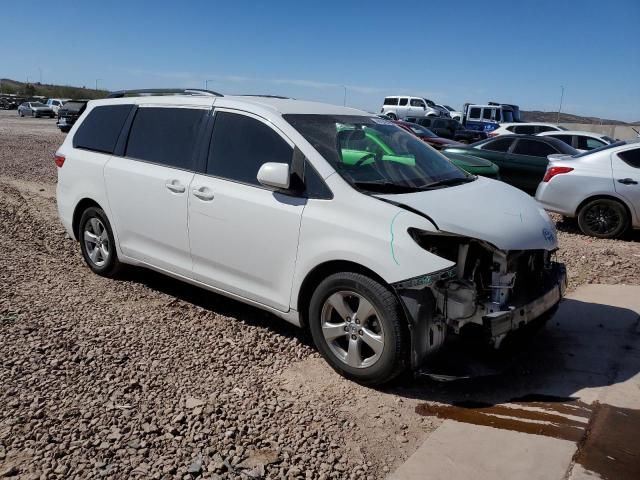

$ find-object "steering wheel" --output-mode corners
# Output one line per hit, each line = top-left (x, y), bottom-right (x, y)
(353, 152), (379, 167)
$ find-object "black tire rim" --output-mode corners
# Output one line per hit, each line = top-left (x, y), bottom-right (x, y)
(584, 203), (621, 235)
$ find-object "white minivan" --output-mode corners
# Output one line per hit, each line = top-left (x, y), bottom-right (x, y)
(56, 89), (566, 385)
(381, 96), (441, 119)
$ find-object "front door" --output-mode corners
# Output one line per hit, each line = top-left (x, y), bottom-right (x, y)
(505, 138), (558, 193)
(188, 109), (305, 312)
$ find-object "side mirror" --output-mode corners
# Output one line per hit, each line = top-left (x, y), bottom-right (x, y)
(257, 162), (290, 189)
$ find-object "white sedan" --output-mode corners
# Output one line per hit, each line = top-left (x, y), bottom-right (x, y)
(537, 130), (616, 152)
(536, 140), (640, 238)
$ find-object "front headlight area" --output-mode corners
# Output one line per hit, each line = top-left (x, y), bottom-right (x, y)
(395, 229), (561, 366)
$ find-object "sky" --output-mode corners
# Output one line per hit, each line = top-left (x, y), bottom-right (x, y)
(2, 0), (639, 121)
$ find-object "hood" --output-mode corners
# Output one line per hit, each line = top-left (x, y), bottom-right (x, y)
(376, 177), (557, 251)
(443, 151), (495, 168)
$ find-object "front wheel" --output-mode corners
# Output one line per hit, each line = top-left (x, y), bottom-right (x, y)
(308, 272), (408, 385)
(78, 207), (123, 277)
(577, 198), (628, 238)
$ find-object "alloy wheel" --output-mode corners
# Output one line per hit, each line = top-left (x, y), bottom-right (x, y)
(320, 291), (385, 369)
(83, 218), (110, 267)
(583, 203), (621, 236)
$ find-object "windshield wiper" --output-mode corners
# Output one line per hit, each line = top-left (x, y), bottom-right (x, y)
(352, 181), (424, 193)
(420, 176), (476, 190)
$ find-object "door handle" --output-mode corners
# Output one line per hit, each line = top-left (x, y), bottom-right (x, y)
(165, 180), (186, 193)
(617, 178), (638, 185)
(192, 186), (215, 201)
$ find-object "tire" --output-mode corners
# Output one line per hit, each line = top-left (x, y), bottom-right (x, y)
(19, 111), (23, 117)
(577, 198), (629, 239)
(308, 272), (408, 385)
(78, 207), (122, 277)
(32, 111), (37, 118)
(386, 113), (397, 120)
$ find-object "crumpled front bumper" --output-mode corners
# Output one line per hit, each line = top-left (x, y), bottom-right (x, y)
(394, 263), (567, 368)
(483, 263), (567, 342)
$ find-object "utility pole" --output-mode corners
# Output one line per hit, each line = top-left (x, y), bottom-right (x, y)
(556, 85), (564, 124)
(38, 67), (42, 84)
(95, 78), (102, 91)
(343, 86), (347, 106)
(204, 79), (213, 91)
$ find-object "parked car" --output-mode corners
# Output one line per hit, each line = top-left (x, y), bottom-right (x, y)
(17, 102), (55, 118)
(536, 130), (616, 152)
(56, 90), (566, 385)
(437, 104), (463, 122)
(461, 103), (519, 134)
(381, 96), (442, 119)
(46, 98), (71, 115)
(536, 141), (639, 238)
(408, 117), (488, 143)
(392, 120), (462, 150)
(536, 140), (640, 238)
(384, 121), (498, 178)
(433, 104), (451, 118)
(443, 135), (578, 193)
(56, 100), (88, 133)
(491, 122), (567, 136)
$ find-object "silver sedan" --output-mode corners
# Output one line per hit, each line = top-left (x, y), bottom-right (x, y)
(535, 140), (640, 238)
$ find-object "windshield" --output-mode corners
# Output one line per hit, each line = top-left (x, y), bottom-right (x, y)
(284, 114), (470, 193)
(61, 101), (86, 112)
(443, 105), (454, 111)
(572, 140), (627, 158)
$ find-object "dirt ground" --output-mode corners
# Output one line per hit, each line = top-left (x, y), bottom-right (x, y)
(1, 111), (639, 480)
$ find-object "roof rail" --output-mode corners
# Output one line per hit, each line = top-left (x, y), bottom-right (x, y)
(238, 94), (292, 99)
(106, 88), (223, 98)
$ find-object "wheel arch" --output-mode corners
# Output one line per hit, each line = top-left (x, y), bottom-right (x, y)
(575, 194), (633, 222)
(71, 198), (104, 240)
(296, 260), (394, 329)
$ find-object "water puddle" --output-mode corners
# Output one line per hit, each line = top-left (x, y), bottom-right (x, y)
(415, 395), (640, 479)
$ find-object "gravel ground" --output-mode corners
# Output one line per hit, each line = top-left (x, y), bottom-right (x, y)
(1, 112), (639, 479)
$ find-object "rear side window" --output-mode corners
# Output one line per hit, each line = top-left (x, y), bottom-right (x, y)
(469, 108), (481, 119)
(552, 134), (574, 147)
(384, 98), (398, 106)
(481, 137), (514, 152)
(482, 108), (494, 120)
(207, 111), (293, 186)
(578, 136), (606, 150)
(513, 125), (536, 134)
(618, 148), (640, 168)
(399, 98), (408, 106)
(512, 139), (557, 157)
(73, 104), (133, 154)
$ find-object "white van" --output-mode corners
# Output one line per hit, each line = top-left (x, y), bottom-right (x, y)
(381, 96), (442, 119)
(56, 89), (566, 385)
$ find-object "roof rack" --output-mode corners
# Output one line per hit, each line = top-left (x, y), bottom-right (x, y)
(107, 88), (223, 98)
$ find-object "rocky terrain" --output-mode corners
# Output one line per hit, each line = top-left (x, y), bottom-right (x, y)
(1, 112), (638, 479)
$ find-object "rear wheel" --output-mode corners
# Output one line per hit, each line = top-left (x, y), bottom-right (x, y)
(78, 207), (122, 277)
(309, 272), (408, 385)
(577, 198), (628, 238)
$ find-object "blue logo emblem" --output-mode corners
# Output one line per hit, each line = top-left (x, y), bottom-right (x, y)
(542, 227), (555, 243)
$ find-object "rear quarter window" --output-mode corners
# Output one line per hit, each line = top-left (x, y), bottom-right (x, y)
(618, 148), (640, 168)
(73, 104), (134, 154)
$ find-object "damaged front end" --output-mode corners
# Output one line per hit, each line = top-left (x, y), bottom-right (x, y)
(393, 229), (567, 368)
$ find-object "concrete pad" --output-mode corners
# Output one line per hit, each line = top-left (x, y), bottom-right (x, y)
(389, 420), (576, 480)
(390, 285), (640, 480)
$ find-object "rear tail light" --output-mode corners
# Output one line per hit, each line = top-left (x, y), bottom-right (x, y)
(488, 132), (500, 137)
(543, 166), (573, 182)
(54, 154), (65, 168)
